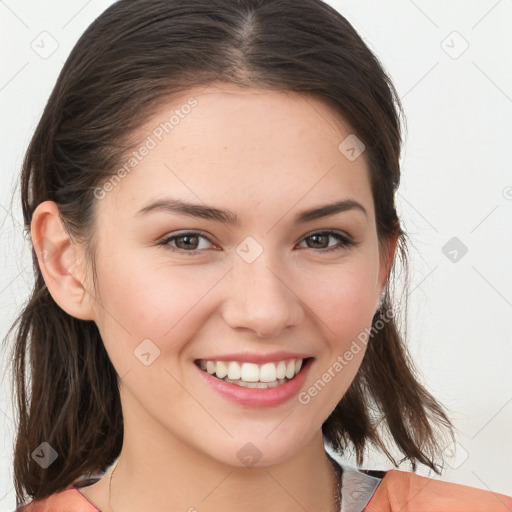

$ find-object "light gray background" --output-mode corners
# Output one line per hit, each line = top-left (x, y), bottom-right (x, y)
(1, 1), (511, 510)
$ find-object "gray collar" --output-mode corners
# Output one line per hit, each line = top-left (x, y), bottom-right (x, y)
(328, 455), (383, 512)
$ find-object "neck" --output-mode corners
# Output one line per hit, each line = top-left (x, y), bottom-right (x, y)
(105, 402), (340, 512)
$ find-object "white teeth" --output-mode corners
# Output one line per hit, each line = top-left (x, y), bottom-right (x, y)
(227, 361), (241, 380)
(259, 363), (277, 382)
(240, 362), (260, 382)
(197, 358), (306, 384)
(285, 360), (296, 379)
(215, 361), (228, 379)
(222, 376), (289, 389)
(276, 361), (286, 379)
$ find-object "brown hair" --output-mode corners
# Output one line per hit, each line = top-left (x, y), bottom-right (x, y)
(4, 0), (455, 506)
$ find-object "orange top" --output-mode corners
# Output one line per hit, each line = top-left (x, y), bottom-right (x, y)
(16, 467), (512, 512)
(16, 485), (98, 512)
(364, 469), (512, 512)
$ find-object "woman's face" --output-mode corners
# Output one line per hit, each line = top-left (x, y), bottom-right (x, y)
(87, 84), (394, 467)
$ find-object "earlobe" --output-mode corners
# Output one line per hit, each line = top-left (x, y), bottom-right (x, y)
(31, 200), (96, 321)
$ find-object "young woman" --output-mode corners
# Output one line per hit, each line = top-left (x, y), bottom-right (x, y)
(5, 1), (511, 511)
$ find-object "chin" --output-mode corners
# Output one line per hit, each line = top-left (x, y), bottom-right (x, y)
(198, 428), (315, 469)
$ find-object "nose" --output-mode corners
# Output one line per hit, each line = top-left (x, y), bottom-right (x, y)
(220, 252), (304, 338)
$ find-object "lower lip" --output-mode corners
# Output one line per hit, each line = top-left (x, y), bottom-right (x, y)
(195, 358), (313, 408)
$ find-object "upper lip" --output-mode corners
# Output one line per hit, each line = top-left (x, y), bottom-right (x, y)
(195, 351), (313, 365)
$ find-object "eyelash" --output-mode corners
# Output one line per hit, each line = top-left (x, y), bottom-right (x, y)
(158, 230), (356, 255)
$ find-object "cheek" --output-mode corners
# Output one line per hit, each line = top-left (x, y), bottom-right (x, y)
(296, 264), (375, 410)
(92, 249), (225, 362)
(295, 256), (379, 340)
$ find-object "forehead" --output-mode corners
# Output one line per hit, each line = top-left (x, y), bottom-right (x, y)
(101, 84), (373, 221)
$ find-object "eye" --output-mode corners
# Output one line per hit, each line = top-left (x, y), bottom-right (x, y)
(297, 231), (356, 253)
(159, 231), (214, 254)
(158, 229), (356, 255)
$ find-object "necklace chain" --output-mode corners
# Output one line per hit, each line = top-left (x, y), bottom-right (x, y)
(107, 457), (341, 512)
(108, 459), (117, 512)
(329, 456), (343, 512)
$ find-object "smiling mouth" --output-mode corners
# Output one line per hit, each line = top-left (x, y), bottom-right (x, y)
(194, 357), (313, 389)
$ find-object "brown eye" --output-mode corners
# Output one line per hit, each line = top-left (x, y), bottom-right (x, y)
(160, 232), (213, 254)
(174, 234), (200, 250)
(306, 233), (330, 249)
(299, 231), (355, 253)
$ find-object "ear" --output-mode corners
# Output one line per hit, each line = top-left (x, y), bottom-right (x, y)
(377, 231), (399, 301)
(31, 200), (96, 321)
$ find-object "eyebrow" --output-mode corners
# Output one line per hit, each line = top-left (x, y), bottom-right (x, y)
(136, 197), (367, 225)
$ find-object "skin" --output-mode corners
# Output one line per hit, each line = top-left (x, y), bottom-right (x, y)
(32, 84), (397, 512)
